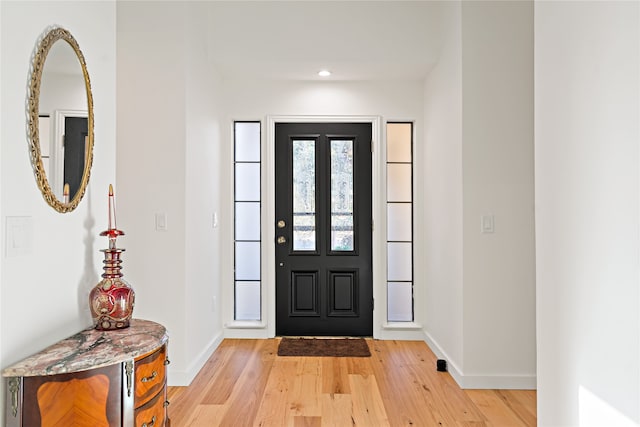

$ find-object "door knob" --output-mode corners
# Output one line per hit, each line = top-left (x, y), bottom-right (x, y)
(277, 236), (287, 245)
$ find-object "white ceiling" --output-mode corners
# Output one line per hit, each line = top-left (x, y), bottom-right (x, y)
(205, 1), (447, 81)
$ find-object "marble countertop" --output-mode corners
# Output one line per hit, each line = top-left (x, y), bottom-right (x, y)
(2, 319), (168, 377)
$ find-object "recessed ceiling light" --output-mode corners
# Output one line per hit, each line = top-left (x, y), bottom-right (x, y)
(318, 70), (331, 77)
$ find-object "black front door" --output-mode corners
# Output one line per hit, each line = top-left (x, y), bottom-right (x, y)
(275, 122), (373, 336)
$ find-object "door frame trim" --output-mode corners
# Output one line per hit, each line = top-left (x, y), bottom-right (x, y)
(265, 115), (384, 338)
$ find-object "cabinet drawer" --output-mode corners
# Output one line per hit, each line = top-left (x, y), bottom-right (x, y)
(134, 345), (167, 407)
(134, 386), (166, 427)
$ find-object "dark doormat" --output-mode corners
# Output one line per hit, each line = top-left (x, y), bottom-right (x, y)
(277, 338), (371, 357)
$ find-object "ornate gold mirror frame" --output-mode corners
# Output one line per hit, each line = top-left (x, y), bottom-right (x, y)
(27, 27), (94, 213)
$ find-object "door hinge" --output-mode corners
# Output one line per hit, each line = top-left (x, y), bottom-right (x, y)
(371, 219), (374, 231)
(372, 298), (374, 310)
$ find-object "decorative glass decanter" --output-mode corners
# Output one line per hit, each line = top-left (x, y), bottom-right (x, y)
(89, 185), (135, 330)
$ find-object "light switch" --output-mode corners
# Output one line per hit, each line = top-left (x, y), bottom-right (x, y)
(155, 213), (168, 231)
(6, 216), (33, 257)
(481, 214), (494, 233)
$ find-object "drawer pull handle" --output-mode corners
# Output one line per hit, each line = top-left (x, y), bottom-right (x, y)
(164, 400), (170, 407)
(142, 415), (156, 427)
(8, 378), (19, 417)
(141, 371), (158, 383)
(125, 361), (133, 397)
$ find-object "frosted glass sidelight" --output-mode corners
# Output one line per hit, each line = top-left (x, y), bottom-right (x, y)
(386, 123), (412, 163)
(235, 122), (261, 162)
(235, 281), (261, 320)
(387, 282), (413, 322)
(387, 163), (412, 202)
(235, 202), (260, 241)
(235, 241), (261, 280)
(387, 203), (412, 242)
(293, 140), (316, 251)
(330, 140), (354, 251)
(387, 242), (412, 281)
(235, 163), (260, 201)
(234, 121), (262, 322)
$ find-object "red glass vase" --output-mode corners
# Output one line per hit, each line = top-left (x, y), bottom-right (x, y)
(89, 247), (135, 330)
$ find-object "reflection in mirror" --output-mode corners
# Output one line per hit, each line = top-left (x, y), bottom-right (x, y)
(28, 27), (93, 212)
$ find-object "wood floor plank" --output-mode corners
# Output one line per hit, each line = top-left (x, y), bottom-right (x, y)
(465, 389), (536, 427)
(349, 373), (390, 426)
(369, 340), (448, 426)
(202, 339), (258, 404)
(184, 405), (229, 427)
(320, 392), (353, 426)
(321, 357), (350, 395)
(168, 340), (240, 425)
(411, 361), (486, 424)
(293, 415), (321, 427)
(168, 338), (537, 426)
(216, 340), (276, 426)
(288, 358), (323, 417)
(506, 389), (537, 423)
(253, 359), (298, 426)
(497, 389), (537, 426)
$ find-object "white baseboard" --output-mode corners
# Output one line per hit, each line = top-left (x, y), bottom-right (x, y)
(422, 330), (536, 390)
(168, 331), (224, 386)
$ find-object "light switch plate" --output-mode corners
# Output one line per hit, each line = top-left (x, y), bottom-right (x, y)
(481, 214), (495, 233)
(155, 213), (168, 231)
(6, 216), (33, 257)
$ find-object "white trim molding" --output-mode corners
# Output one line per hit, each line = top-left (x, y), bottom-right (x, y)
(266, 115), (384, 339)
(224, 115), (429, 342)
(423, 330), (537, 390)
(224, 115), (385, 338)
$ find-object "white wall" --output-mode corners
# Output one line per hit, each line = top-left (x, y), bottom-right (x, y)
(184, 2), (225, 378)
(461, 0), (536, 387)
(422, 0), (464, 379)
(423, 1), (535, 389)
(0, 0), (116, 420)
(116, 1), (223, 386)
(535, 1), (640, 425)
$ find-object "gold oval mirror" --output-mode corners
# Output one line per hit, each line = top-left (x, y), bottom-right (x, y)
(28, 27), (94, 213)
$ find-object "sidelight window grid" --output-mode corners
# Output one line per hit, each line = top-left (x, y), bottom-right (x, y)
(386, 122), (414, 322)
(234, 121), (261, 321)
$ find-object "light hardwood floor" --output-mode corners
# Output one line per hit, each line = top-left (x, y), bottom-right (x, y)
(167, 339), (536, 426)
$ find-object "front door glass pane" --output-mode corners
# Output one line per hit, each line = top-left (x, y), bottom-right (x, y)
(292, 140), (316, 251)
(330, 139), (354, 251)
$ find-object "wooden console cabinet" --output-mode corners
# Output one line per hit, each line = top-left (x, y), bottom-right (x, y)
(2, 319), (169, 427)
